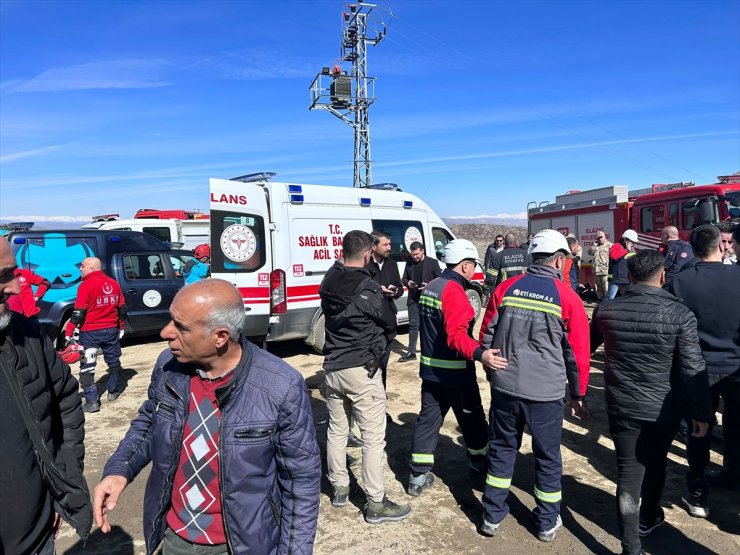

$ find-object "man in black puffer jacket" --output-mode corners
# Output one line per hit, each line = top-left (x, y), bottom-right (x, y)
(668, 224), (740, 515)
(320, 230), (411, 524)
(591, 249), (711, 555)
(0, 238), (92, 554)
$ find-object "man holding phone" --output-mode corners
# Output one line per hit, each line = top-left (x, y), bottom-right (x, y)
(367, 231), (404, 389)
(400, 242), (441, 362)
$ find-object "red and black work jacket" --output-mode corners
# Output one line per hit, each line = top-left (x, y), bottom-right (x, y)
(479, 264), (590, 402)
(419, 269), (485, 385)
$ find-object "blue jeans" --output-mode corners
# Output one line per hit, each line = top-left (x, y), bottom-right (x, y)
(606, 283), (620, 300)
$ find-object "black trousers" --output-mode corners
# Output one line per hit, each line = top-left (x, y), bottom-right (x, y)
(409, 380), (488, 474)
(687, 373), (740, 488)
(406, 302), (420, 353)
(379, 332), (396, 390)
(608, 413), (681, 555)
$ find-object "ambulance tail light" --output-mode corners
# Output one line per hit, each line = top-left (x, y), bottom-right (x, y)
(270, 269), (287, 314)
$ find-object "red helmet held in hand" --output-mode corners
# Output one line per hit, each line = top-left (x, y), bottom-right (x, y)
(194, 244), (211, 260)
(58, 342), (85, 365)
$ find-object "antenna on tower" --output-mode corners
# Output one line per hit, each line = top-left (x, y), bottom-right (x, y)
(309, 2), (391, 188)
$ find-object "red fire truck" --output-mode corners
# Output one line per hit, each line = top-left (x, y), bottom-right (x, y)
(527, 173), (740, 286)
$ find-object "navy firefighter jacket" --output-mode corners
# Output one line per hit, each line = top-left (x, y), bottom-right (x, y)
(419, 269), (485, 385)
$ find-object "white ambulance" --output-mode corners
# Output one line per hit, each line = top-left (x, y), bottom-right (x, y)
(209, 173), (485, 351)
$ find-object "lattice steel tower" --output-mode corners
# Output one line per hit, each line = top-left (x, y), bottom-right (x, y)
(309, 2), (390, 188)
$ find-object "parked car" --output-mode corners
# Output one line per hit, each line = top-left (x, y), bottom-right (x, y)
(8, 229), (188, 346)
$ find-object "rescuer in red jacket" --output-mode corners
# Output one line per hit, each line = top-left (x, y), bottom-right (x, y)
(6, 268), (50, 318)
(64, 257), (126, 413)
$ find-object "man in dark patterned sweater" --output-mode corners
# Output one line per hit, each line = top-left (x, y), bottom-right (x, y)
(92, 280), (321, 554)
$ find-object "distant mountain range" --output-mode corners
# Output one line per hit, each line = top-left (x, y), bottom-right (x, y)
(444, 216), (527, 226)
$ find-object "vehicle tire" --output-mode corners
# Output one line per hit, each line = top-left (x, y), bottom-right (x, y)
(466, 289), (483, 320)
(310, 313), (325, 355)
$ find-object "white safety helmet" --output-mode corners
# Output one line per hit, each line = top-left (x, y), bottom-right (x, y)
(621, 229), (639, 243)
(443, 239), (480, 265)
(528, 229), (571, 257)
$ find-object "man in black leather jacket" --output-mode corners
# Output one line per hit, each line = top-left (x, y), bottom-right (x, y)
(590, 249), (711, 555)
(0, 238), (91, 554)
(367, 230), (404, 390)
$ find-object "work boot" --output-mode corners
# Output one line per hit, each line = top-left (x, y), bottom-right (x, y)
(365, 496), (411, 524)
(398, 351), (417, 362)
(83, 400), (101, 413)
(347, 430), (363, 448)
(407, 472), (434, 497)
(480, 519), (501, 537)
(107, 390), (121, 402)
(332, 484), (353, 507)
(536, 515), (562, 542)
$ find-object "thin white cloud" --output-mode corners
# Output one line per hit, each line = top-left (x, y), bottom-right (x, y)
(193, 49), (316, 80)
(375, 130), (739, 169)
(0, 215), (91, 222)
(0, 145), (63, 163)
(5, 59), (172, 93)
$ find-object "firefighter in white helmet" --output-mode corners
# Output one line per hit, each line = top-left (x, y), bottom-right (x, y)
(407, 239), (507, 497)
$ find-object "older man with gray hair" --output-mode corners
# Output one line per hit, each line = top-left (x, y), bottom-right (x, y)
(93, 279), (321, 554)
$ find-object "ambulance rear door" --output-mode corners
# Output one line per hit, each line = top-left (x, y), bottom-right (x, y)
(209, 178), (273, 337)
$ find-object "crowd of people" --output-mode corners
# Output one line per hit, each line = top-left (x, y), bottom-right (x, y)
(0, 219), (738, 555)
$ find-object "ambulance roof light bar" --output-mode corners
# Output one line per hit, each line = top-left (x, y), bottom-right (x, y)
(369, 182), (401, 191)
(231, 172), (277, 183)
(91, 213), (120, 222)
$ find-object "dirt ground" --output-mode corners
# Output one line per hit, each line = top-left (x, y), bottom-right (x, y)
(56, 321), (740, 555)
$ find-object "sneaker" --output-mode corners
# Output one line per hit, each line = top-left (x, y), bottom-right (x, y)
(365, 496), (412, 524)
(407, 472), (434, 497)
(398, 352), (417, 362)
(83, 400), (101, 413)
(480, 519), (501, 537)
(682, 489), (709, 518)
(332, 484), (353, 507)
(536, 515), (562, 542)
(347, 431), (363, 448)
(638, 509), (665, 536)
(107, 390), (121, 402)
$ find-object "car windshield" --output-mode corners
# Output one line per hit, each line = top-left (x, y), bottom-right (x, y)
(723, 191), (740, 220)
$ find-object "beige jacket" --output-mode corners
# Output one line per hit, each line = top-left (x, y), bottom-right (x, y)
(589, 241), (612, 275)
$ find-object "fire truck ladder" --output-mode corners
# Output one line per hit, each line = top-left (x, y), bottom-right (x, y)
(309, 2), (390, 188)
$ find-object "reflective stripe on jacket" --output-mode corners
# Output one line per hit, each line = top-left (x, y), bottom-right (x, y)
(419, 269), (485, 385)
(479, 265), (590, 401)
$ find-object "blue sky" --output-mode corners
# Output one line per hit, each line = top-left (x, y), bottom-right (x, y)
(1, 0), (738, 223)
